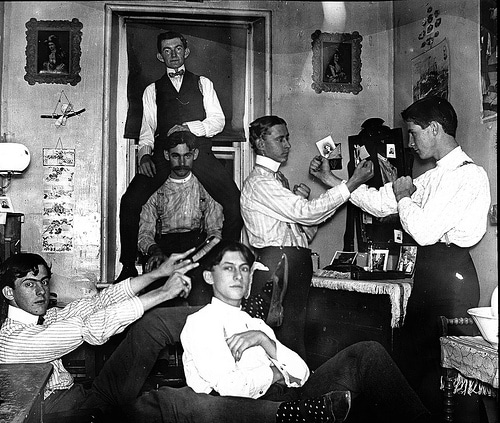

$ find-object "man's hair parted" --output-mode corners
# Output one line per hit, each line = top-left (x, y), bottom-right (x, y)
(248, 115), (287, 151)
(401, 95), (458, 137)
(157, 31), (188, 53)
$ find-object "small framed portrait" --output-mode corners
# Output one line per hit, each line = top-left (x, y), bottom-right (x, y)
(397, 245), (418, 276)
(24, 18), (83, 85)
(0, 196), (14, 213)
(368, 249), (389, 272)
(311, 30), (363, 94)
(331, 251), (358, 266)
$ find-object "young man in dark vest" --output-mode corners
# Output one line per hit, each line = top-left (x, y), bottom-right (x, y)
(117, 31), (243, 283)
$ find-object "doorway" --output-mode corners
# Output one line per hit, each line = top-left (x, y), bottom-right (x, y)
(101, 4), (271, 282)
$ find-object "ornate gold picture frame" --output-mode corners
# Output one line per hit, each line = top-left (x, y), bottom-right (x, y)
(311, 30), (363, 95)
(24, 18), (83, 86)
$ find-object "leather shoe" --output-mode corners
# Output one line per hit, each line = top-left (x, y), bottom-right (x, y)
(114, 265), (138, 284)
(323, 390), (351, 423)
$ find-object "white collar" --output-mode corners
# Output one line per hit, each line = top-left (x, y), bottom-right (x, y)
(255, 155), (281, 173)
(168, 172), (193, 184)
(7, 305), (39, 324)
(211, 296), (242, 312)
(436, 146), (468, 169)
(166, 65), (186, 74)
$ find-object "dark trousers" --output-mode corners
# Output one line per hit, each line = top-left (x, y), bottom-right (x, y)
(44, 307), (280, 423)
(397, 243), (480, 414)
(119, 146), (243, 266)
(263, 341), (429, 423)
(252, 246), (312, 360)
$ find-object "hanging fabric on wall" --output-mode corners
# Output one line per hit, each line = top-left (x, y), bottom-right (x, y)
(42, 138), (75, 252)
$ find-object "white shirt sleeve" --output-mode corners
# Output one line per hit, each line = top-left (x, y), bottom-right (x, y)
(138, 83), (157, 161)
(397, 167), (489, 246)
(184, 76), (225, 138)
(349, 182), (399, 217)
(181, 315), (273, 399)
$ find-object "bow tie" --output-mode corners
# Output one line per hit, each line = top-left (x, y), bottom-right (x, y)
(168, 69), (185, 78)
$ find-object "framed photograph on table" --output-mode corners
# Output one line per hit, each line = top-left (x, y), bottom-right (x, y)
(311, 30), (363, 94)
(368, 249), (389, 272)
(24, 18), (83, 85)
(331, 251), (358, 266)
(396, 245), (418, 276)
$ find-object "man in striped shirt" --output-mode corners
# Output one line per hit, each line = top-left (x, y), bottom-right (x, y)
(240, 115), (374, 359)
(0, 251), (198, 421)
(137, 130), (223, 304)
(1, 251), (365, 423)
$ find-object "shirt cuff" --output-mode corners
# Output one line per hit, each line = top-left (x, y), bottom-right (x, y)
(129, 296), (145, 319)
(138, 145), (153, 162)
(252, 366), (274, 398)
(121, 278), (136, 298)
(185, 121), (206, 137)
(337, 181), (351, 201)
(397, 196), (412, 208)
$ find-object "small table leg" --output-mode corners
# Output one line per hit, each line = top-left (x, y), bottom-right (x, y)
(442, 368), (456, 422)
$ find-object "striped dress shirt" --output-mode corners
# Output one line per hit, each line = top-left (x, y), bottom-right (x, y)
(350, 147), (491, 247)
(241, 156), (351, 249)
(138, 173), (223, 254)
(0, 279), (144, 399)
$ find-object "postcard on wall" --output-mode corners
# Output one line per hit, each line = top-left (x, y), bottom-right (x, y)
(411, 38), (450, 102)
(43, 148), (76, 166)
(43, 164), (75, 253)
(0, 196), (14, 213)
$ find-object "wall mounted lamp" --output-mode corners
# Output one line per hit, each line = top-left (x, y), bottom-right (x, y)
(0, 143), (31, 199)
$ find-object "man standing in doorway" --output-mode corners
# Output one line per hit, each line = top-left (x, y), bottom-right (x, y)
(117, 31), (242, 283)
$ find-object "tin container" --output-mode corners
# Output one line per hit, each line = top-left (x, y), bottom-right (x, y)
(311, 252), (320, 272)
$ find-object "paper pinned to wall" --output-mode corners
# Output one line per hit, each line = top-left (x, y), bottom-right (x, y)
(42, 145), (75, 253)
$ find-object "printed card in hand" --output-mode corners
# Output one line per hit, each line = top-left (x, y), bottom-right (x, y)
(316, 135), (342, 169)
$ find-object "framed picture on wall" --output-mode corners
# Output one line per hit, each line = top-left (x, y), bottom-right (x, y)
(311, 30), (363, 94)
(24, 18), (83, 85)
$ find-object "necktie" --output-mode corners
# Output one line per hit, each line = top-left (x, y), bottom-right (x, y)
(168, 69), (185, 78)
(275, 171), (290, 190)
(37, 316), (45, 325)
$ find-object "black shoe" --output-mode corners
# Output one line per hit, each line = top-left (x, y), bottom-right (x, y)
(323, 390), (351, 423)
(114, 265), (138, 284)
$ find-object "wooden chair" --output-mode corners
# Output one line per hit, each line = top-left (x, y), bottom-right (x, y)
(438, 316), (477, 337)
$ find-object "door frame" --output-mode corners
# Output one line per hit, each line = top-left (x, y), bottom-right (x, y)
(101, 4), (271, 283)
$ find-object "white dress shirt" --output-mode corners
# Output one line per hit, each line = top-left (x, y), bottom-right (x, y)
(241, 155), (351, 248)
(350, 147), (491, 247)
(0, 279), (143, 399)
(138, 65), (225, 161)
(181, 297), (310, 399)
